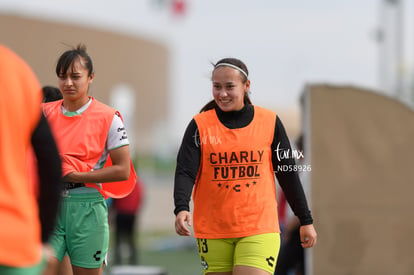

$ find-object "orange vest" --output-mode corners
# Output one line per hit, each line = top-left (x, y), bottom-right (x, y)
(0, 45), (43, 266)
(43, 98), (136, 199)
(193, 106), (280, 238)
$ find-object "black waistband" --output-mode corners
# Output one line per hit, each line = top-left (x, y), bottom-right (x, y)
(63, 182), (85, 189)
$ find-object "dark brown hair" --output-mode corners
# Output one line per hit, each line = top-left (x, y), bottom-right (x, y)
(42, 86), (62, 103)
(55, 44), (94, 77)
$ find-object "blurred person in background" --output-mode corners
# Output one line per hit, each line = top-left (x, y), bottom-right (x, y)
(42, 86), (63, 102)
(43, 44), (135, 275)
(0, 44), (62, 274)
(174, 58), (317, 275)
(112, 175), (145, 265)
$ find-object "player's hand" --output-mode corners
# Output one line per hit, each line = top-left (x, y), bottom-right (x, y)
(300, 224), (317, 248)
(42, 243), (56, 262)
(175, 210), (192, 236)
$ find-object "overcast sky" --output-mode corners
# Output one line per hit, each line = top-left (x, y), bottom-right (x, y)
(1, 0), (411, 142)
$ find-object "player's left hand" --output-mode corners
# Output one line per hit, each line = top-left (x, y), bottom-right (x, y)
(300, 224), (317, 248)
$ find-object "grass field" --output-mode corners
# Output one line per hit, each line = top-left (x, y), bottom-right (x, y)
(138, 248), (202, 275)
(105, 230), (202, 275)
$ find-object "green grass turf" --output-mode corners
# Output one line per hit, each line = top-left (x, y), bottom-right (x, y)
(105, 230), (202, 275)
(138, 248), (202, 275)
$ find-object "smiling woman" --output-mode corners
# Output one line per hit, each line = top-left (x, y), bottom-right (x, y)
(173, 57), (317, 275)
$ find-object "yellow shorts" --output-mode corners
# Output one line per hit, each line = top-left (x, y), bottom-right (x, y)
(196, 233), (280, 274)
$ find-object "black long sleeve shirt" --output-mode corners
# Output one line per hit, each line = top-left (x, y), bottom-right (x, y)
(31, 113), (62, 242)
(174, 104), (313, 226)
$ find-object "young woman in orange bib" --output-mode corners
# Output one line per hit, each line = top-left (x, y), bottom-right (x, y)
(174, 58), (317, 275)
(43, 44), (136, 275)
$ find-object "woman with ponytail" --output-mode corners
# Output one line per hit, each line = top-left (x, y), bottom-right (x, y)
(174, 58), (317, 275)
